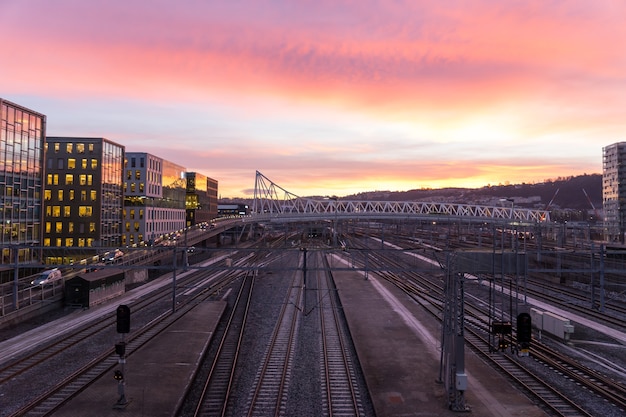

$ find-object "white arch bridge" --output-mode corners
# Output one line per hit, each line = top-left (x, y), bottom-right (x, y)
(248, 171), (550, 224)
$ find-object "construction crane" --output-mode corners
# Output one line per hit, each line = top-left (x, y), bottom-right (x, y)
(545, 188), (560, 210)
(582, 188), (600, 221)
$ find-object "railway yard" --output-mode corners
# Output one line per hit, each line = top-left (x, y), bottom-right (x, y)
(1, 219), (626, 417)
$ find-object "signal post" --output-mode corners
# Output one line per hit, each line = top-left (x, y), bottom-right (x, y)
(114, 304), (130, 409)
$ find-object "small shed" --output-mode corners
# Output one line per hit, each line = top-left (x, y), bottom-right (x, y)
(65, 268), (126, 308)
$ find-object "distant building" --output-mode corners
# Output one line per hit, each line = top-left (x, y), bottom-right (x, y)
(186, 172), (218, 227)
(218, 203), (249, 217)
(603, 142), (626, 242)
(123, 152), (186, 246)
(43, 137), (124, 263)
(0, 98), (46, 268)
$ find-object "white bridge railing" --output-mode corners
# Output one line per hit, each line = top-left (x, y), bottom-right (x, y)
(251, 171), (550, 223)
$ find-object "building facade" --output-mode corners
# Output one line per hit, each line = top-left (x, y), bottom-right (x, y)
(218, 203), (249, 217)
(0, 99), (46, 267)
(186, 172), (218, 227)
(43, 137), (124, 263)
(123, 152), (186, 246)
(603, 142), (626, 242)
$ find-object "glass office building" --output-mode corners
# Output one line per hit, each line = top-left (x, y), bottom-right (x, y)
(123, 152), (186, 246)
(186, 172), (218, 226)
(0, 98), (45, 268)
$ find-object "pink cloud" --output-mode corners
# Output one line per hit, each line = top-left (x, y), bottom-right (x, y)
(0, 1), (619, 197)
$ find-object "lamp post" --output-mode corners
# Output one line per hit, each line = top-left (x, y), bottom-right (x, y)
(329, 196), (338, 247)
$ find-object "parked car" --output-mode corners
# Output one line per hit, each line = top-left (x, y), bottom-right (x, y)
(31, 268), (63, 286)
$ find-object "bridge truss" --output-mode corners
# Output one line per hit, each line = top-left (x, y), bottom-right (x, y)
(252, 171), (550, 223)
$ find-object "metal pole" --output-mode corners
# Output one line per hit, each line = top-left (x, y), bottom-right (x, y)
(12, 245), (19, 309)
(172, 248), (177, 313)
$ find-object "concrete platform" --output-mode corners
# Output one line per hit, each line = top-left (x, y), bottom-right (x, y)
(51, 300), (226, 417)
(333, 269), (549, 417)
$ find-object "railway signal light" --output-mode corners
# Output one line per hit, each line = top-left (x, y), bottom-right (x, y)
(116, 304), (130, 334)
(115, 342), (126, 357)
(492, 321), (512, 335)
(517, 313), (532, 354)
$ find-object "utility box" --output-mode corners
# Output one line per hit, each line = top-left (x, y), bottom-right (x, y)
(455, 373), (468, 391)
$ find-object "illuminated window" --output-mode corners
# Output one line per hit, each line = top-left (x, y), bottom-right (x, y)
(91, 159), (97, 169)
(127, 170), (132, 180)
(125, 222), (130, 232)
(58, 190), (63, 201)
(78, 238), (85, 247)
(134, 222), (140, 232)
(135, 170), (141, 180)
(43, 238), (50, 247)
(56, 222), (63, 233)
(56, 238), (62, 247)
(66, 143), (73, 153)
(81, 190), (87, 201)
(131, 183), (136, 192)
(52, 206), (61, 217)
(130, 209), (135, 219)
(68, 222), (74, 233)
(90, 190), (97, 201)
(69, 190), (75, 200)
(68, 158), (76, 169)
(64, 206), (71, 217)
(65, 238), (73, 247)
(87, 238), (94, 246)
(46, 206), (51, 216)
(45, 222), (51, 233)
(88, 143), (94, 152)
(79, 174), (86, 185)
(54, 143), (60, 153)
(44, 190), (51, 200)
(139, 209), (144, 219)
(139, 183), (144, 192)
(89, 222), (96, 232)
(46, 174), (53, 185)
(65, 174), (73, 185)
(79, 206), (93, 217)
(77, 143), (85, 153)
(87, 175), (92, 186)
(53, 174), (59, 185)
(81, 159), (87, 169)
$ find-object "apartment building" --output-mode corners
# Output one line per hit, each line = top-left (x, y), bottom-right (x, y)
(603, 142), (626, 242)
(43, 137), (124, 263)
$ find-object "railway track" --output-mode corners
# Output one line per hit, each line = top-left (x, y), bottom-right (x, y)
(318, 253), (364, 417)
(190, 271), (255, 417)
(341, 236), (626, 416)
(3, 253), (250, 417)
(0, 250), (242, 387)
(245, 263), (303, 416)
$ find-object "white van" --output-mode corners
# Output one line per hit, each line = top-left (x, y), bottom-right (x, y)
(31, 268), (63, 286)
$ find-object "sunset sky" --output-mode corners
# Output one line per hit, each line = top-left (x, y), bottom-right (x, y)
(1, 1), (622, 198)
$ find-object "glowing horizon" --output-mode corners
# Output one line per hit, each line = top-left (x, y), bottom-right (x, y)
(1, 1), (617, 198)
